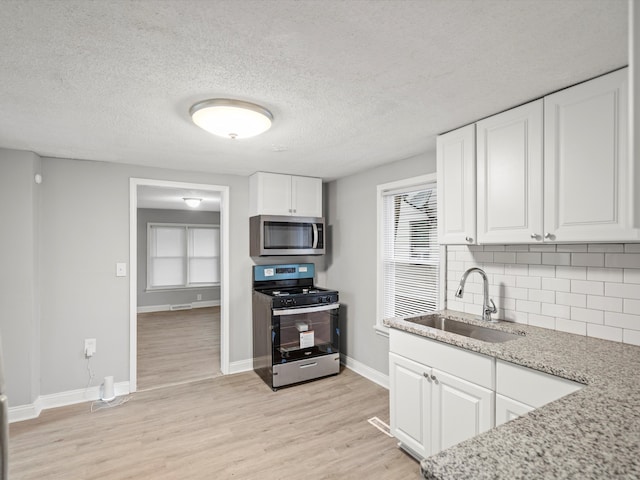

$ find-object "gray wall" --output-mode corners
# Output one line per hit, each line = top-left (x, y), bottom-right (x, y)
(324, 151), (436, 375)
(0, 149), (42, 406)
(137, 208), (221, 308)
(34, 155), (252, 396)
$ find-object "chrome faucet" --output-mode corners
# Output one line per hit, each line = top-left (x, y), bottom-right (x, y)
(455, 267), (497, 322)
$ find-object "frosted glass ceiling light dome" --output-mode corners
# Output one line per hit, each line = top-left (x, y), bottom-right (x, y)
(189, 99), (273, 139)
(183, 197), (202, 208)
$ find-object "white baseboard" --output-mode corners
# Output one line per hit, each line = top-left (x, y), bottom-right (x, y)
(341, 355), (389, 390)
(137, 300), (220, 313)
(228, 358), (253, 374)
(9, 381), (130, 423)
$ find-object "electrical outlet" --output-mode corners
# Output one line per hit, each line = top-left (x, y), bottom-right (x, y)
(197, 294), (202, 301)
(84, 338), (96, 357)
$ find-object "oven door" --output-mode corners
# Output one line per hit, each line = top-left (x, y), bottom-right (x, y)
(272, 303), (340, 364)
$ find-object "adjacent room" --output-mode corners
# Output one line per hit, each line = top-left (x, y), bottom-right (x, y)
(0, 1), (638, 479)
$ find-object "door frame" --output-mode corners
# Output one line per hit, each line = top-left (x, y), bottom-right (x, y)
(129, 178), (231, 392)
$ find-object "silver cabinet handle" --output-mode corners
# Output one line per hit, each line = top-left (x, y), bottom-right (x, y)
(544, 232), (552, 239)
(530, 233), (538, 239)
(430, 374), (438, 384)
(300, 362), (318, 369)
(423, 372), (431, 381)
(465, 236), (472, 242)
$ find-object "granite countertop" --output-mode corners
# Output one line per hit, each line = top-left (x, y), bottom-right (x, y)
(383, 310), (640, 479)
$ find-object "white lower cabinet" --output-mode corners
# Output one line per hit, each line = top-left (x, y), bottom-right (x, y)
(389, 330), (494, 459)
(495, 394), (534, 427)
(389, 329), (585, 459)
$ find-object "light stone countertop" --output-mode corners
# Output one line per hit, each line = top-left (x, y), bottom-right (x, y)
(383, 310), (640, 480)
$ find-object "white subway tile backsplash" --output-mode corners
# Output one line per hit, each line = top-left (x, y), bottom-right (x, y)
(557, 244), (588, 252)
(516, 252), (541, 264)
(586, 295), (623, 312)
(528, 265), (556, 277)
(570, 279), (604, 296)
(588, 244), (624, 253)
(623, 329), (640, 346)
(529, 244), (556, 253)
(587, 323), (623, 342)
(542, 253), (571, 265)
(541, 302), (570, 319)
(516, 299), (540, 314)
(605, 311), (640, 329)
(553, 292), (586, 308)
(586, 267), (623, 283)
(445, 244), (640, 346)
(605, 253), (640, 269)
(571, 253), (604, 267)
(483, 245), (506, 252)
(623, 269), (640, 284)
(570, 307), (603, 324)
(556, 318), (587, 335)
(494, 252), (516, 264)
(556, 266), (587, 280)
(528, 289), (555, 304)
(541, 277), (571, 292)
(604, 283), (640, 299)
(516, 276), (541, 290)
(623, 299), (640, 316)
(528, 314), (555, 329)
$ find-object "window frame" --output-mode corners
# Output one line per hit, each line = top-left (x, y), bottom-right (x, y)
(375, 173), (446, 337)
(146, 222), (221, 291)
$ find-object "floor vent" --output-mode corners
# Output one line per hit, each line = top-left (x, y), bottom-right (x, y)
(368, 416), (394, 438)
(170, 304), (193, 311)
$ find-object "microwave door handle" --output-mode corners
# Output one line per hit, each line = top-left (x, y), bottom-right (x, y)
(312, 223), (318, 249)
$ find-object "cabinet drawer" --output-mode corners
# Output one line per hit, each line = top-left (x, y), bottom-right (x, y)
(390, 329), (494, 389)
(496, 360), (583, 408)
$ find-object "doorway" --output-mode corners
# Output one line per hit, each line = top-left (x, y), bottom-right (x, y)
(129, 178), (230, 393)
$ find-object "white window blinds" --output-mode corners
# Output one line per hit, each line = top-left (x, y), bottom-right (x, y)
(148, 224), (220, 289)
(382, 184), (439, 318)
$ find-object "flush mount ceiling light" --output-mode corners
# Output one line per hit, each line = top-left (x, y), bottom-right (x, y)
(189, 99), (273, 139)
(183, 197), (202, 208)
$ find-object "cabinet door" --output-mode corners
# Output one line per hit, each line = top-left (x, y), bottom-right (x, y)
(477, 100), (543, 243)
(437, 125), (476, 244)
(495, 394), (534, 427)
(544, 68), (638, 241)
(389, 353), (431, 459)
(291, 176), (322, 217)
(430, 368), (493, 454)
(250, 172), (292, 216)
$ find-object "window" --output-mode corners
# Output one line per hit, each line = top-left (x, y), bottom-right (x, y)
(147, 223), (220, 290)
(376, 174), (441, 334)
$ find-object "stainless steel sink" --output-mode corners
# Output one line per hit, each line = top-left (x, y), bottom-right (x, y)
(405, 314), (521, 343)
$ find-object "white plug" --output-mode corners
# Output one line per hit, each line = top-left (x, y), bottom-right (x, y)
(84, 338), (96, 357)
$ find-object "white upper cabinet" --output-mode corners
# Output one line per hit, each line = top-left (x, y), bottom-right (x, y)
(544, 68), (638, 242)
(249, 172), (323, 218)
(477, 100), (544, 243)
(437, 124), (476, 244)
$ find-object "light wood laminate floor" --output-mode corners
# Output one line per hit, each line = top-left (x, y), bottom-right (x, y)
(137, 307), (220, 391)
(9, 369), (420, 479)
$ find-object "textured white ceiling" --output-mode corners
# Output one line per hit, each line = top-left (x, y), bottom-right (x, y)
(0, 0), (628, 181)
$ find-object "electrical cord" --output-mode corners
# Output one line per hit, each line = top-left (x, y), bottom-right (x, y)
(91, 396), (131, 413)
(84, 356), (95, 391)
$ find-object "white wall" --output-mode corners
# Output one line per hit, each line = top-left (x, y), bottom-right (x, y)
(447, 244), (640, 345)
(325, 151), (436, 375)
(35, 156), (252, 397)
(0, 149), (42, 406)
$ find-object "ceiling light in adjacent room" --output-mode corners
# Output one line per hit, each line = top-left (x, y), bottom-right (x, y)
(189, 99), (273, 139)
(183, 197), (202, 208)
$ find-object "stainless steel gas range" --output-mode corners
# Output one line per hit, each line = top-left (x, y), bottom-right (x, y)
(252, 263), (340, 390)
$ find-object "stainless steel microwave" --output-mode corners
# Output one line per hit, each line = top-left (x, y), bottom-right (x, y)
(250, 215), (325, 256)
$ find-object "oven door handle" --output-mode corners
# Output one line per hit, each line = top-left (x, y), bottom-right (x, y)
(312, 223), (319, 249)
(273, 303), (340, 316)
